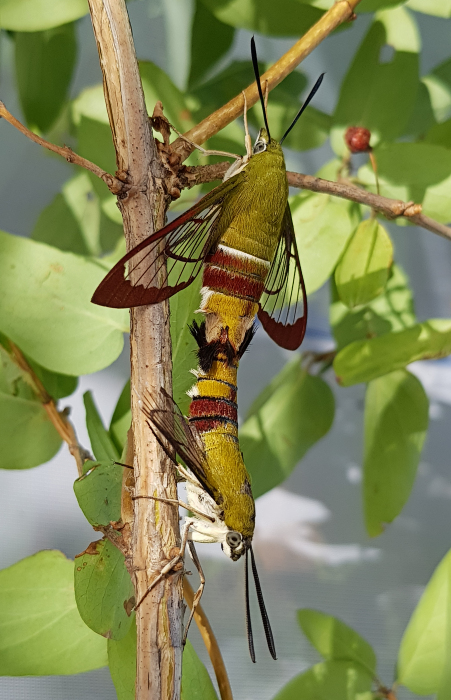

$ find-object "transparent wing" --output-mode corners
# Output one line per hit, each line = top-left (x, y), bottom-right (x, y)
(92, 175), (242, 309)
(258, 205), (307, 350)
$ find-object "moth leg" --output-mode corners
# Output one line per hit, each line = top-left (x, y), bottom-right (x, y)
(183, 541), (205, 645)
(134, 518), (194, 609)
(242, 90), (252, 160)
(132, 493), (215, 522)
(176, 462), (203, 489)
(169, 123), (240, 160)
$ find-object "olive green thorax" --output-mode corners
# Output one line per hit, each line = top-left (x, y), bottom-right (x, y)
(215, 129), (289, 262)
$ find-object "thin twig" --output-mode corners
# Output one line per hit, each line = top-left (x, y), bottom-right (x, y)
(8, 342), (89, 476)
(0, 101), (126, 195)
(183, 579), (233, 700)
(172, 0), (362, 160)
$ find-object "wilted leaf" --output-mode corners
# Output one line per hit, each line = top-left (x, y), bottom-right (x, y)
(334, 319), (451, 386)
(0, 0), (88, 31)
(397, 547), (451, 694)
(335, 219), (393, 308)
(15, 23), (77, 132)
(241, 358), (334, 498)
(364, 370), (428, 536)
(272, 659), (372, 700)
(0, 231), (128, 376)
(74, 460), (123, 526)
(74, 539), (134, 641)
(0, 550), (107, 675)
(297, 609), (376, 675)
(84, 391), (120, 462)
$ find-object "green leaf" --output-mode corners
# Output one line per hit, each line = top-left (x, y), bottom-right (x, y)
(404, 0), (451, 17)
(72, 84), (109, 126)
(74, 539), (135, 641)
(14, 23), (77, 132)
(77, 116), (117, 199)
(171, 275), (202, 415)
(404, 80), (437, 139)
(264, 102), (331, 153)
(272, 660), (372, 700)
(84, 391), (120, 461)
(0, 0), (88, 31)
(110, 380), (131, 455)
(25, 356), (78, 399)
(240, 358), (334, 498)
(358, 0), (406, 10)
(364, 370), (428, 537)
(108, 617), (136, 700)
(334, 319), (451, 386)
(297, 609), (376, 675)
(331, 12), (419, 154)
(425, 117), (451, 149)
(397, 547), (451, 694)
(182, 639), (219, 700)
(357, 142), (451, 224)
(189, 0), (234, 89)
(0, 550), (107, 675)
(73, 460), (123, 526)
(0, 344), (62, 469)
(330, 264), (416, 350)
(199, 0), (324, 36)
(139, 62), (194, 132)
(108, 620), (217, 700)
(0, 230), (128, 376)
(335, 219), (393, 309)
(291, 190), (358, 295)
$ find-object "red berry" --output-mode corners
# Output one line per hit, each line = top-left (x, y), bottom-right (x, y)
(345, 126), (371, 153)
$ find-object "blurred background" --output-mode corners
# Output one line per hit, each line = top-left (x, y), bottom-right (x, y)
(1, 1), (451, 698)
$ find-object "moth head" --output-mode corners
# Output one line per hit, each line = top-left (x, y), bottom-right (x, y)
(222, 530), (247, 561)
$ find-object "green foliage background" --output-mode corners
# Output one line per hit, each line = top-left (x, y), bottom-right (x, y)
(1, 0), (451, 698)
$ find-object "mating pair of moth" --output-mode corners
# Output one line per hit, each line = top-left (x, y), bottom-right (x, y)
(93, 38), (323, 661)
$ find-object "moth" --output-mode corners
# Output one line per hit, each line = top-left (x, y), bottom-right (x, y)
(93, 38), (323, 661)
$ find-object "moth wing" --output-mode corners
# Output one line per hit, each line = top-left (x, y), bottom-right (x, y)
(257, 204), (307, 350)
(141, 388), (215, 500)
(91, 174), (243, 309)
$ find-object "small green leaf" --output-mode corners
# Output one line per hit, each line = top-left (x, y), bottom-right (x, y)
(335, 219), (393, 309)
(139, 62), (193, 132)
(241, 358), (334, 498)
(332, 14), (419, 154)
(334, 319), (451, 386)
(0, 230), (128, 376)
(404, 0), (451, 17)
(330, 264), (416, 350)
(110, 380), (131, 455)
(84, 391), (120, 462)
(73, 460), (123, 526)
(182, 639), (219, 700)
(200, 0), (325, 37)
(0, 0), (88, 31)
(74, 539), (135, 641)
(272, 660), (372, 700)
(189, 0), (234, 89)
(291, 190), (358, 295)
(0, 345), (62, 469)
(171, 276), (202, 415)
(14, 23), (77, 132)
(397, 547), (451, 694)
(108, 618), (136, 700)
(297, 609), (376, 675)
(0, 550), (107, 675)
(364, 370), (428, 537)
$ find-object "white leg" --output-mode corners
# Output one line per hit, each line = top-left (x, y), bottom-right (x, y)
(169, 123), (240, 160)
(242, 91), (252, 160)
(132, 493), (214, 522)
(183, 541), (206, 644)
(176, 462), (202, 489)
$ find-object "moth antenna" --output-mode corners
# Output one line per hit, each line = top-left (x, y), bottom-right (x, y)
(245, 548), (256, 663)
(250, 546), (277, 660)
(250, 36), (271, 140)
(279, 73), (325, 145)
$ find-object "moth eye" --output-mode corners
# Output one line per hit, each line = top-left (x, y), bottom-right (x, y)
(253, 141), (266, 154)
(226, 531), (242, 548)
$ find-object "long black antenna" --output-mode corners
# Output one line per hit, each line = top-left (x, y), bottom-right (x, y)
(245, 548), (256, 663)
(250, 546), (277, 660)
(279, 72), (325, 145)
(250, 36), (271, 140)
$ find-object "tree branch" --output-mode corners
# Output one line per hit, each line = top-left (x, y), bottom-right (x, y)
(172, 0), (362, 160)
(0, 101), (127, 195)
(87, 1), (182, 699)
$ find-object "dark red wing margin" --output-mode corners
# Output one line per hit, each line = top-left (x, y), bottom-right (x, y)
(257, 205), (307, 351)
(91, 175), (242, 309)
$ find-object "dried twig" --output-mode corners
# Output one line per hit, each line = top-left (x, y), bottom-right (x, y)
(172, 0), (362, 160)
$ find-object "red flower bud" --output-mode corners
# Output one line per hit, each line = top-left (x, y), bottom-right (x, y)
(344, 126), (371, 153)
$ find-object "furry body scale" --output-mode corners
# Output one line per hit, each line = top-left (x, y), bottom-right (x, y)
(188, 137), (288, 539)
